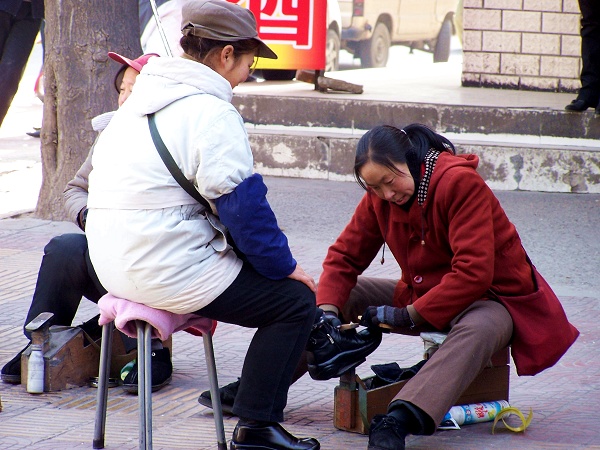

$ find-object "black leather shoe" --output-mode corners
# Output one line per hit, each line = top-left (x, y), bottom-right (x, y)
(122, 347), (172, 394)
(1, 344), (29, 384)
(368, 414), (407, 450)
(198, 377), (239, 415)
(230, 421), (320, 450)
(565, 99), (596, 112)
(306, 316), (382, 380)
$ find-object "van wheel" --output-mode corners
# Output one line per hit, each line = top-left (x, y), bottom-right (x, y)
(261, 69), (297, 81)
(325, 29), (341, 72)
(433, 17), (453, 63)
(358, 22), (390, 68)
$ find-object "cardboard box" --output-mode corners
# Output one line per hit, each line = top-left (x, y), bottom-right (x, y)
(334, 347), (510, 434)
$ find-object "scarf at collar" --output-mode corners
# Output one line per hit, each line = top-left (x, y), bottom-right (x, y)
(417, 149), (441, 206)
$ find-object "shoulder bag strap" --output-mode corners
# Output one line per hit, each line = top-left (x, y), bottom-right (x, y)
(147, 113), (211, 210)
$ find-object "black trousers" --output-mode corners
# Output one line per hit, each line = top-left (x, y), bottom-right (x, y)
(0, 2), (42, 126)
(23, 233), (137, 352)
(577, 0), (600, 104)
(195, 263), (318, 423)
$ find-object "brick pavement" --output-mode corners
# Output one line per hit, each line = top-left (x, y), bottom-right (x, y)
(0, 207), (598, 449)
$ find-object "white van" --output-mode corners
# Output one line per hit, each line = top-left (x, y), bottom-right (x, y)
(338, 0), (460, 67)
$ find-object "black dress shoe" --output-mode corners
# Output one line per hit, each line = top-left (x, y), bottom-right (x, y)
(1, 344), (30, 384)
(368, 414), (407, 450)
(565, 99), (596, 112)
(306, 316), (382, 380)
(230, 421), (320, 450)
(198, 377), (239, 415)
(122, 347), (173, 394)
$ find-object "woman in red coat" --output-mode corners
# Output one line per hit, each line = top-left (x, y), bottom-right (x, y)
(316, 124), (578, 450)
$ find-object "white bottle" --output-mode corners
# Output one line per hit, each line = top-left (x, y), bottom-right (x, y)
(27, 344), (44, 394)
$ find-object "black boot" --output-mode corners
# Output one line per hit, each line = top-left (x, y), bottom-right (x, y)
(306, 315), (382, 380)
(198, 377), (239, 414)
(230, 419), (320, 450)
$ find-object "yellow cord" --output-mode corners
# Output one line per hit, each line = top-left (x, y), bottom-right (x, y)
(492, 407), (533, 434)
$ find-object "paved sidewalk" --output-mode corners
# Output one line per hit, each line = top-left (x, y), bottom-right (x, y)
(1, 180), (599, 449)
(1, 39), (599, 450)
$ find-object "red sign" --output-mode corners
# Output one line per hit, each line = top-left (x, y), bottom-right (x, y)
(228, 0), (327, 70)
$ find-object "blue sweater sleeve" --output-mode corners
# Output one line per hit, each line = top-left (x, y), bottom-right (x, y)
(214, 174), (297, 279)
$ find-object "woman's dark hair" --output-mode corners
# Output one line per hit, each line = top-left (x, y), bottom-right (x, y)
(180, 35), (260, 65)
(353, 123), (456, 190)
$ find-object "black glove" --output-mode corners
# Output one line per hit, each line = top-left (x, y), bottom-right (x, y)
(317, 308), (342, 329)
(360, 305), (414, 329)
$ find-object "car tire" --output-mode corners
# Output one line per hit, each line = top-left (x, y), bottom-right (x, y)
(261, 69), (297, 81)
(325, 28), (341, 72)
(358, 22), (390, 68)
(433, 17), (453, 63)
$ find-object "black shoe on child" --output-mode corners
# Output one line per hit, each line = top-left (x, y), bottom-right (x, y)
(368, 414), (408, 450)
(197, 377), (239, 415)
(121, 347), (173, 394)
(1, 345), (30, 384)
(230, 420), (320, 450)
(306, 315), (382, 380)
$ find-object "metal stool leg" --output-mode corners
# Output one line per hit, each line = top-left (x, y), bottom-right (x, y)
(143, 322), (153, 449)
(136, 321), (153, 450)
(203, 332), (226, 450)
(93, 322), (114, 449)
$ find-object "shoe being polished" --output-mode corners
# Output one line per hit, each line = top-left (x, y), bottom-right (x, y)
(230, 420), (320, 450)
(306, 315), (382, 380)
(565, 98), (597, 112)
(121, 347), (173, 394)
(198, 377), (239, 415)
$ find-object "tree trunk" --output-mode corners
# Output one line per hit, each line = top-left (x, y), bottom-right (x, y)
(36, 0), (142, 220)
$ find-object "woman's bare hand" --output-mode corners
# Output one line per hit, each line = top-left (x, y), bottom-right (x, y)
(288, 264), (317, 293)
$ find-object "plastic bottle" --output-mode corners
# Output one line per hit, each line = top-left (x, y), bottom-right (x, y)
(445, 400), (509, 426)
(27, 344), (45, 394)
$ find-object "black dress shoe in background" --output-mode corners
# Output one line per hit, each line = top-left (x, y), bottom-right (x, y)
(565, 98), (595, 112)
(122, 347), (173, 394)
(26, 128), (41, 138)
(1, 344), (30, 384)
(230, 420), (320, 450)
(306, 316), (382, 380)
(198, 377), (239, 414)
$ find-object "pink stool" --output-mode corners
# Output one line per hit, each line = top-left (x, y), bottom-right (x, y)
(93, 294), (226, 450)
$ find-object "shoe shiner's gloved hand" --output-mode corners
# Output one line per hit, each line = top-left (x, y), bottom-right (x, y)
(360, 305), (415, 330)
(320, 309), (342, 329)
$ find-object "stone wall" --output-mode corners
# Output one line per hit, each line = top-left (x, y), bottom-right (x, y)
(461, 0), (583, 92)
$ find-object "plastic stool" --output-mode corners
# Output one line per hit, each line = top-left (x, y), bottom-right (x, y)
(93, 294), (226, 450)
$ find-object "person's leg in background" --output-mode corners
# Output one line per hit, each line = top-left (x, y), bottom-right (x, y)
(565, 0), (600, 112)
(0, 2), (42, 127)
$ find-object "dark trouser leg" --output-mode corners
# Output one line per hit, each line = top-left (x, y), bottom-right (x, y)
(0, 4), (41, 126)
(392, 300), (513, 433)
(577, 0), (600, 104)
(23, 234), (107, 339)
(195, 263), (317, 422)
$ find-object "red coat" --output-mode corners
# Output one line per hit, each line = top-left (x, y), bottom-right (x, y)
(318, 152), (534, 328)
(317, 152), (578, 375)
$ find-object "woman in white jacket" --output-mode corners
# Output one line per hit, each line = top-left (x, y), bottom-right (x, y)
(86, 1), (320, 449)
